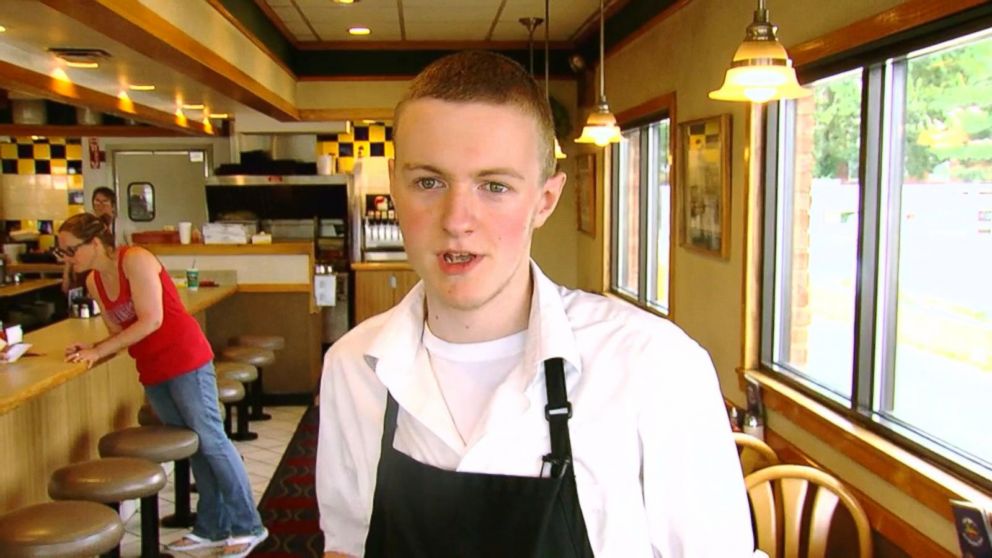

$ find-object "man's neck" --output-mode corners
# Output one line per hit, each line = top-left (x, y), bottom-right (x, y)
(425, 274), (533, 344)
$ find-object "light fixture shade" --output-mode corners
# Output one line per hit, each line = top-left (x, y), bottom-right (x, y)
(576, 103), (621, 146)
(709, 1), (812, 103)
(554, 138), (567, 159)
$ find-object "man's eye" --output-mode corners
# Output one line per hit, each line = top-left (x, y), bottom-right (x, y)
(416, 177), (443, 190)
(483, 182), (509, 194)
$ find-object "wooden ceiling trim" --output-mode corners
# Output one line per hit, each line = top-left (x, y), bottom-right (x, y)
(0, 61), (210, 135)
(603, 0), (692, 59)
(296, 40), (573, 51)
(789, 0), (989, 67)
(39, 0), (300, 122)
(0, 124), (195, 138)
(299, 108), (395, 122)
(289, 0), (324, 42)
(297, 75), (415, 82)
(207, 0), (300, 72)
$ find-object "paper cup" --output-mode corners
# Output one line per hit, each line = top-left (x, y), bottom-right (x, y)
(178, 222), (192, 244)
(186, 268), (199, 291)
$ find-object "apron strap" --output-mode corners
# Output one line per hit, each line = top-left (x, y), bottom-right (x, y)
(542, 357), (573, 478)
(382, 392), (400, 453)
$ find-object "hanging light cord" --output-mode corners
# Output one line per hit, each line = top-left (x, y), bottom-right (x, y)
(544, 0), (550, 96)
(598, 0), (606, 105)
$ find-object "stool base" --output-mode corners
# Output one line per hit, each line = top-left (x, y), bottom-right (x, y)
(161, 512), (197, 529)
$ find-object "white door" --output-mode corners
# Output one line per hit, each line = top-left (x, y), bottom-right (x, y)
(112, 150), (210, 242)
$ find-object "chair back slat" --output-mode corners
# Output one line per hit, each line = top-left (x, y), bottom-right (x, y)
(734, 433), (780, 476)
(748, 479), (780, 557)
(780, 477), (810, 558)
(807, 487), (840, 558)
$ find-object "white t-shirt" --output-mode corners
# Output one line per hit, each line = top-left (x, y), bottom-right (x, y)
(423, 324), (526, 445)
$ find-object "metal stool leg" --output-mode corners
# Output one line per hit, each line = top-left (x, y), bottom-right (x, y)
(223, 402), (234, 437)
(140, 494), (168, 558)
(160, 459), (195, 528)
(249, 367), (271, 421)
(101, 502), (121, 558)
(231, 397), (258, 441)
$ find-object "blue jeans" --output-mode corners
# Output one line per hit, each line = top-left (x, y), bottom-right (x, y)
(145, 361), (264, 540)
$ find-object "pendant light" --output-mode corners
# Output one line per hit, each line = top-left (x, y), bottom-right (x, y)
(544, 0), (566, 159)
(575, 0), (620, 146)
(709, 0), (811, 103)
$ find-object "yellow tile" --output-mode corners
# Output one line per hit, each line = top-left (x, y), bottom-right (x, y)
(1, 144), (17, 159)
(68, 205), (85, 216)
(68, 174), (84, 189)
(17, 160), (35, 174)
(337, 133), (353, 143)
(338, 157), (355, 173)
(15, 137), (33, 144)
(369, 126), (385, 143)
(319, 142), (338, 156)
(50, 161), (68, 174)
(385, 143), (394, 158)
(49, 137), (67, 145)
(33, 144), (50, 159)
(66, 144), (83, 159)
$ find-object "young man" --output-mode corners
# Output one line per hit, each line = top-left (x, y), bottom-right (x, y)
(317, 51), (754, 557)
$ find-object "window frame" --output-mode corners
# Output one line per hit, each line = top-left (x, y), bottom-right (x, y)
(609, 93), (677, 318)
(759, 11), (992, 490)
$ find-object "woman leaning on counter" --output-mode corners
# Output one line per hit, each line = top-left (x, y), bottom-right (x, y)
(57, 213), (268, 557)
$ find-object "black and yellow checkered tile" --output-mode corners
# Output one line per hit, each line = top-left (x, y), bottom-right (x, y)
(1, 136), (87, 229)
(317, 123), (393, 173)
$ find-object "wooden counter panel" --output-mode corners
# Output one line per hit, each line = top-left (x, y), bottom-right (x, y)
(145, 242), (314, 256)
(351, 261), (414, 272)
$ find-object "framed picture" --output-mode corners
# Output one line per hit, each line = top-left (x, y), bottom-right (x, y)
(678, 113), (731, 258)
(575, 153), (596, 236)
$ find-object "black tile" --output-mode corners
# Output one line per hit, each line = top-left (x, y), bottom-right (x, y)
(385, 127), (393, 141)
(354, 126), (369, 141)
(34, 160), (51, 174)
(68, 160), (83, 174)
(317, 134), (338, 142)
(50, 144), (66, 159)
(17, 144), (33, 158)
(1, 160), (15, 174)
(67, 137), (83, 145)
(370, 142), (385, 157)
(338, 142), (353, 157)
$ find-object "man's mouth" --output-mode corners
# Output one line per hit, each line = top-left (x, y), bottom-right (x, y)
(442, 252), (476, 264)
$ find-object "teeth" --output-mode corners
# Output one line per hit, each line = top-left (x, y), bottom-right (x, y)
(444, 253), (473, 263)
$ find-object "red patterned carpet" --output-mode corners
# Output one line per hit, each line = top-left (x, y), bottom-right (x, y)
(253, 406), (324, 556)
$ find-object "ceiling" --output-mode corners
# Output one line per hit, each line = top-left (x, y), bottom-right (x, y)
(0, 0), (675, 133)
(258, 0), (602, 43)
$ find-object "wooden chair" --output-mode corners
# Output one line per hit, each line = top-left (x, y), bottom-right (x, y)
(734, 432), (780, 476)
(745, 464), (872, 558)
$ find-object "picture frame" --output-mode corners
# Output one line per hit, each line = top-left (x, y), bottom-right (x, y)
(575, 153), (596, 236)
(678, 113), (731, 259)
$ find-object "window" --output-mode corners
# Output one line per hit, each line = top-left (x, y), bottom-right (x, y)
(611, 116), (673, 315)
(763, 27), (992, 481)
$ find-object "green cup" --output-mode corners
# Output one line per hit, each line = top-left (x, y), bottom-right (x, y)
(186, 268), (199, 291)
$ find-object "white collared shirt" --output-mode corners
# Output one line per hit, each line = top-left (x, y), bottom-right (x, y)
(316, 262), (754, 557)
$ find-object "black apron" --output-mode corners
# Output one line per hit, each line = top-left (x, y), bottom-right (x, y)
(364, 357), (595, 558)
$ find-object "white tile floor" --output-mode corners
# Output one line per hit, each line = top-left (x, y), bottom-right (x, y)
(120, 405), (308, 557)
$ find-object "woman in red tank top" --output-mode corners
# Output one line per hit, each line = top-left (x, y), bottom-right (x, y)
(59, 213), (267, 557)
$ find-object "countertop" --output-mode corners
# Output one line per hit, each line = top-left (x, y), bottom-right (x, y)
(0, 284), (236, 416)
(0, 278), (62, 298)
(143, 242), (313, 256)
(352, 261), (414, 272)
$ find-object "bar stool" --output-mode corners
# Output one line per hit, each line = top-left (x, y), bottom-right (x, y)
(48, 457), (167, 558)
(99, 426), (199, 530)
(0, 500), (125, 557)
(220, 345), (276, 422)
(215, 361), (258, 441)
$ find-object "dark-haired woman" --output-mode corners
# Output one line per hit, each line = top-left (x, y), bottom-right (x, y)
(58, 212), (268, 557)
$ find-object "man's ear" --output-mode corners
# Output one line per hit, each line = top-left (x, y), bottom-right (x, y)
(533, 171), (567, 229)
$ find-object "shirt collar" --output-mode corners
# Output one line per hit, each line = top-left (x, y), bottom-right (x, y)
(364, 260), (583, 390)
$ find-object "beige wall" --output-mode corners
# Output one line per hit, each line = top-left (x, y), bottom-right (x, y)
(601, 0), (956, 552)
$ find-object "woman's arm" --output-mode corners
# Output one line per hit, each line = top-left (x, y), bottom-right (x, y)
(65, 273), (124, 362)
(68, 249), (163, 367)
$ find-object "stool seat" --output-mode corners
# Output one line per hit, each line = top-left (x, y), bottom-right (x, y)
(49, 457), (166, 503)
(0, 501), (124, 557)
(217, 378), (246, 403)
(221, 346), (275, 367)
(99, 425), (199, 463)
(216, 360), (258, 383)
(233, 334), (285, 351)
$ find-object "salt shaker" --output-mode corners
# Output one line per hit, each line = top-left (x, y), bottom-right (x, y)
(743, 413), (765, 441)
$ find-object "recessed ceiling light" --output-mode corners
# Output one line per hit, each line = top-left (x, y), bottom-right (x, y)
(65, 61), (99, 69)
(208, 113), (230, 119)
(182, 103), (205, 110)
(129, 84), (156, 91)
(348, 26), (371, 36)
(0, 25), (7, 33)
(333, 0), (359, 4)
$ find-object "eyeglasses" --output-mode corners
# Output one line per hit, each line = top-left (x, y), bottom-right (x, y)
(54, 239), (89, 258)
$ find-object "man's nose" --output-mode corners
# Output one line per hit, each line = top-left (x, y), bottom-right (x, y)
(440, 186), (476, 236)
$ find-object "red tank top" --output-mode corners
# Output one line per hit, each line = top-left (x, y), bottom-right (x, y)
(93, 247), (214, 385)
